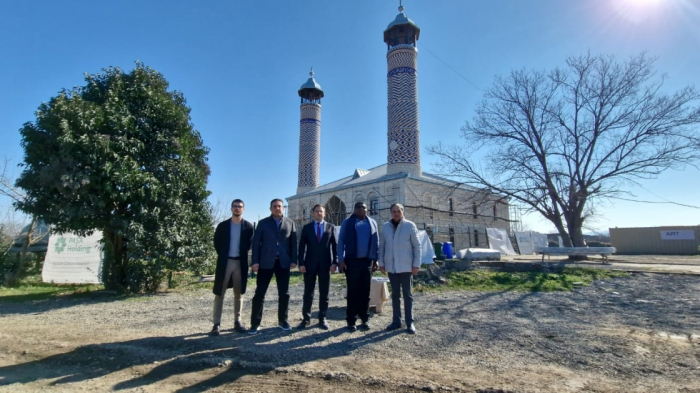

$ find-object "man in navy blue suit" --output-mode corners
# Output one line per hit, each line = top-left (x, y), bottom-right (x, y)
(297, 204), (338, 330)
(248, 198), (297, 334)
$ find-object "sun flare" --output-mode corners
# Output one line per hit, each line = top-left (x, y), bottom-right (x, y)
(613, 0), (668, 24)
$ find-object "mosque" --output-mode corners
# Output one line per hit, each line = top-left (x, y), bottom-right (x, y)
(286, 4), (512, 250)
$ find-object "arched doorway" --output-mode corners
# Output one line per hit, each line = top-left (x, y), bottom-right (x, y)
(324, 195), (346, 226)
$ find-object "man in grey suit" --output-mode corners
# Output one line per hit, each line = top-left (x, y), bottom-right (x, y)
(297, 204), (338, 330)
(249, 198), (298, 334)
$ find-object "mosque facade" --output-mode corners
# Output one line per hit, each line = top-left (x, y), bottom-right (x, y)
(286, 4), (512, 250)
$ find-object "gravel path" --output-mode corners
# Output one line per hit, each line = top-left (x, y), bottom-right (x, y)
(1, 272), (699, 392)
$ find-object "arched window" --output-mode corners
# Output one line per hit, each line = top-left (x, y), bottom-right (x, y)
(354, 192), (364, 203)
(324, 195), (347, 226)
(367, 192), (379, 216)
(423, 193), (433, 220)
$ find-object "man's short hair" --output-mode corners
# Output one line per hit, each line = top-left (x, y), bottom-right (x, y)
(231, 199), (244, 207)
(270, 198), (284, 207)
(390, 203), (404, 212)
(354, 201), (366, 209)
(312, 204), (324, 212)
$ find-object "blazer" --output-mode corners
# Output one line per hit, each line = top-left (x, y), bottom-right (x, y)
(213, 218), (254, 296)
(378, 218), (421, 274)
(337, 215), (379, 262)
(252, 215), (298, 269)
(298, 220), (338, 271)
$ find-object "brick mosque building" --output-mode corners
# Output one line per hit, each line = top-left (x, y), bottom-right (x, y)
(286, 4), (512, 250)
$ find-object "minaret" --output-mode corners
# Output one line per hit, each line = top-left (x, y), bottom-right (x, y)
(297, 69), (324, 194)
(384, 2), (421, 177)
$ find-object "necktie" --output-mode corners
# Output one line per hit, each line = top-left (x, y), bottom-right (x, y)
(316, 223), (322, 242)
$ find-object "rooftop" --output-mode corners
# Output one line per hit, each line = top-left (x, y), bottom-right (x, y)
(287, 163), (481, 200)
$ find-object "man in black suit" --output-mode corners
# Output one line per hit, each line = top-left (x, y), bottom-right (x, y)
(297, 204), (338, 330)
(249, 198), (298, 334)
(211, 199), (254, 335)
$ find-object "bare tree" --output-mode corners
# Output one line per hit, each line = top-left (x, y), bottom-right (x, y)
(209, 194), (236, 227)
(1, 158), (46, 286)
(429, 53), (700, 247)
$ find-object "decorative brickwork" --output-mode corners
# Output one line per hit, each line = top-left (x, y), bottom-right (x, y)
(297, 103), (321, 194)
(387, 46), (420, 177)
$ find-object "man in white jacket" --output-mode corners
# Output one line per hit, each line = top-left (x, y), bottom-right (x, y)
(378, 203), (421, 334)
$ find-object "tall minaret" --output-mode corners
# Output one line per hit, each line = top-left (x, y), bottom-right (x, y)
(297, 69), (324, 194)
(384, 2), (421, 177)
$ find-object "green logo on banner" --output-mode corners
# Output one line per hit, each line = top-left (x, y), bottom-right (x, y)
(55, 237), (66, 253)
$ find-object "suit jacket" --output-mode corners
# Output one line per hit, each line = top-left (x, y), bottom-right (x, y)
(213, 218), (254, 296)
(298, 220), (338, 271)
(337, 215), (379, 262)
(378, 218), (421, 274)
(252, 215), (297, 269)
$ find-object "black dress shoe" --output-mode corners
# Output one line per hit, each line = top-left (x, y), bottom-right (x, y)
(234, 321), (248, 333)
(359, 321), (371, 331)
(407, 323), (416, 334)
(386, 322), (402, 331)
(296, 320), (310, 329)
(347, 323), (357, 332)
(210, 324), (220, 336)
(279, 321), (292, 331)
(318, 320), (329, 330)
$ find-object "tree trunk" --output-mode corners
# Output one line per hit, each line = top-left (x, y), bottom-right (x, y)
(102, 229), (127, 291)
(565, 210), (588, 260)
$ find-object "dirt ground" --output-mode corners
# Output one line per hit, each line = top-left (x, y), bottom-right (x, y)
(1, 256), (699, 393)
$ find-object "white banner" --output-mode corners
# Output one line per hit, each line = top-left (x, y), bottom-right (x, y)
(417, 230), (436, 264)
(514, 231), (548, 255)
(660, 230), (695, 240)
(43, 232), (103, 284)
(515, 231), (534, 254)
(486, 228), (517, 255)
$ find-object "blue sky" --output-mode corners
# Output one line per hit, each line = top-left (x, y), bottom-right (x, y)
(1, 0), (699, 233)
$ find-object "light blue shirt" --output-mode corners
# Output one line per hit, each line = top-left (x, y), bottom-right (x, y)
(354, 219), (370, 258)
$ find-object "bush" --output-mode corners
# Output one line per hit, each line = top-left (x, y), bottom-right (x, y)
(124, 258), (168, 293)
(586, 241), (611, 247)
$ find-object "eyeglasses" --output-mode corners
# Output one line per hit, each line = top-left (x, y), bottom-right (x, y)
(232, 205), (244, 209)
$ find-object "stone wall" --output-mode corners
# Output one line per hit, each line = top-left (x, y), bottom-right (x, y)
(287, 176), (512, 251)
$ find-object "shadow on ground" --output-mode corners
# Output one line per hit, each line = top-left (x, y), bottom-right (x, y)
(0, 325), (398, 392)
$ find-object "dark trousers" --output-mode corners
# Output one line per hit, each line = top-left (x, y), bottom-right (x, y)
(345, 257), (372, 324)
(388, 272), (414, 324)
(302, 266), (331, 322)
(251, 258), (290, 327)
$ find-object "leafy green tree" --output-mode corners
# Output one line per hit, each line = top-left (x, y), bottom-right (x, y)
(15, 63), (214, 292)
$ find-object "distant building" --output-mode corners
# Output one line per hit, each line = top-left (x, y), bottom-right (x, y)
(286, 4), (511, 250)
(9, 220), (50, 254)
(610, 226), (700, 255)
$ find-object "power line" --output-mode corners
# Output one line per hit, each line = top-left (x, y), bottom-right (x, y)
(611, 196), (700, 209)
(633, 183), (700, 209)
(418, 42), (483, 92)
